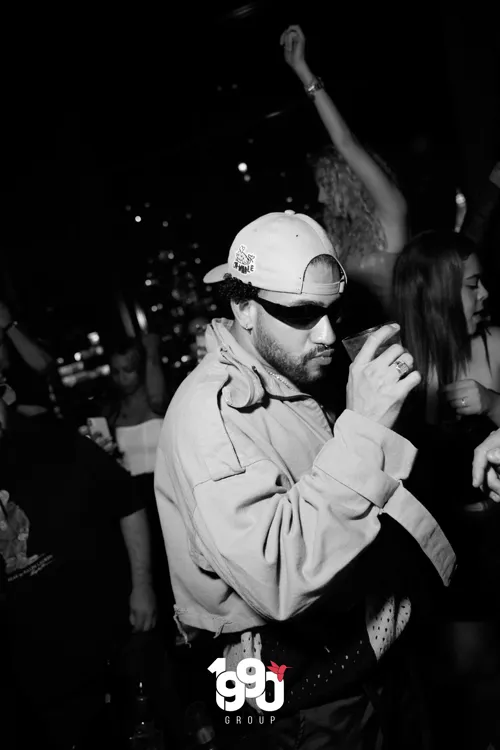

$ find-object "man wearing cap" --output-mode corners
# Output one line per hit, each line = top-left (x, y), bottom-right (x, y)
(155, 212), (455, 747)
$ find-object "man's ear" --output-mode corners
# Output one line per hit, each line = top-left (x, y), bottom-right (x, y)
(231, 299), (258, 331)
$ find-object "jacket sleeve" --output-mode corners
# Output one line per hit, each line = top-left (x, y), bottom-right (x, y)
(169, 408), (455, 622)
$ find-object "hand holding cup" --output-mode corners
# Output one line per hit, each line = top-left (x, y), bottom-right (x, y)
(346, 323), (421, 429)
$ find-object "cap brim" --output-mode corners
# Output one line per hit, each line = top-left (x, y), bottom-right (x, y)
(203, 263), (229, 284)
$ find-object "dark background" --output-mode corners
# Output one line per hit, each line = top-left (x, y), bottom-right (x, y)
(1, 1), (499, 357)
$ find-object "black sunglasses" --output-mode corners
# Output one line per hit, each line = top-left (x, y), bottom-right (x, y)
(256, 297), (343, 329)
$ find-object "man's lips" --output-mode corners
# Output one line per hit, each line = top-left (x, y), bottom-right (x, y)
(312, 350), (334, 359)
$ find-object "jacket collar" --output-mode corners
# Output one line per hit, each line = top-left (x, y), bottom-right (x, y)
(206, 319), (305, 409)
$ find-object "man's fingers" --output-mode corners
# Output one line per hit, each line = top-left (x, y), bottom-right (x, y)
(486, 466), (500, 497)
(386, 348), (414, 373)
(486, 448), (500, 465)
(393, 369), (421, 398)
(471, 442), (500, 487)
(382, 352), (414, 383)
(354, 324), (401, 366)
(472, 446), (489, 488)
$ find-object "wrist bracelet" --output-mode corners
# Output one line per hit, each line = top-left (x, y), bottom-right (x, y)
(3, 320), (18, 335)
(305, 77), (324, 100)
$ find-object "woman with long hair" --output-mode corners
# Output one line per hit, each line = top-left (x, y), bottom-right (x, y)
(393, 230), (500, 747)
(281, 25), (407, 324)
(393, 230), (499, 427)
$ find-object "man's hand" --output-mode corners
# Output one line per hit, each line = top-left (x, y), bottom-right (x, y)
(346, 324), (421, 429)
(129, 583), (157, 632)
(0, 302), (13, 331)
(472, 430), (500, 501)
(280, 25), (307, 72)
(443, 379), (495, 417)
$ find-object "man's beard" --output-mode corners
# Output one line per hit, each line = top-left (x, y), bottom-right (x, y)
(254, 318), (329, 388)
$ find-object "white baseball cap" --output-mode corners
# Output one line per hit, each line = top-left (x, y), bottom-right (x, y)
(204, 211), (346, 296)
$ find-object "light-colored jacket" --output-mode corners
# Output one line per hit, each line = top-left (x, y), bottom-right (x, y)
(155, 319), (455, 640)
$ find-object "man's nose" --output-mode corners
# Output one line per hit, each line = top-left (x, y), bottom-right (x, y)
(312, 315), (336, 347)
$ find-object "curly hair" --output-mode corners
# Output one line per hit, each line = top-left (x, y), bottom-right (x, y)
(217, 256), (338, 304)
(218, 274), (261, 304)
(313, 145), (391, 265)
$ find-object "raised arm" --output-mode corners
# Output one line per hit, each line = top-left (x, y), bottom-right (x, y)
(281, 25), (407, 254)
(0, 301), (53, 374)
(141, 333), (168, 414)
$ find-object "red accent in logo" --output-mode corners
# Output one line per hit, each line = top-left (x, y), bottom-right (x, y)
(267, 661), (292, 682)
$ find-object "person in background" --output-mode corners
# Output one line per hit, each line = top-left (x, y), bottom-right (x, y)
(0, 396), (156, 749)
(281, 25), (407, 328)
(155, 211), (454, 749)
(392, 230), (500, 747)
(187, 314), (209, 365)
(101, 332), (168, 466)
(0, 299), (56, 419)
(95, 332), (172, 637)
(462, 159), (500, 328)
(393, 231), (499, 430)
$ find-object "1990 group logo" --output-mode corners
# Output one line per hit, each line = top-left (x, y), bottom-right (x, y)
(208, 657), (288, 712)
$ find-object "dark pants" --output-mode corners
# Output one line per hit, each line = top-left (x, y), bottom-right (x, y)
(233, 692), (383, 750)
(234, 674), (429, 750)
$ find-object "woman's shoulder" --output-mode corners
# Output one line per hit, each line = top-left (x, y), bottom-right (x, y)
(471, 326), (500, 352)
(469, 328), (500, 388)
(485, 326), (500, 342)
(481, 327), (500, 363)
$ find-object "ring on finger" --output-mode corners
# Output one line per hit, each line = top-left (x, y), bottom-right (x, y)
(394, 359), (411, 378)
(461, 397), (467, 407)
